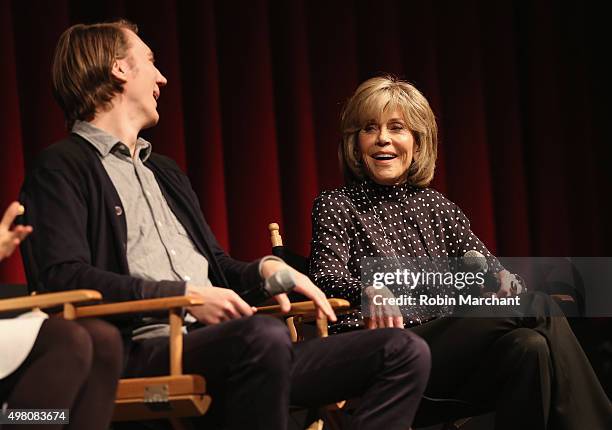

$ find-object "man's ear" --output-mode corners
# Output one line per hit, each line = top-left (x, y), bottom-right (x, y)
(111, 59), (128, 82)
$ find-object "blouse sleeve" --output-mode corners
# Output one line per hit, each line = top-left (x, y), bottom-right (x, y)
(309, 193), (364, 306)
(453, 204), (504, 273)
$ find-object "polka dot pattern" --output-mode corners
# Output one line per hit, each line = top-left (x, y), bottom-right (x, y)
(309, 179), (502, 332)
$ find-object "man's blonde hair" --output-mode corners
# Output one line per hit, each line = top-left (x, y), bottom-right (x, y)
(52, 19), (138, 129)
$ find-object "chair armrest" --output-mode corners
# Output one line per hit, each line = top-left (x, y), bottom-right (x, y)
(74, 296), (204, 319)
(256, 298), (351, 317)
(0, 289), (102, 313)
(72, 296), (205, 376)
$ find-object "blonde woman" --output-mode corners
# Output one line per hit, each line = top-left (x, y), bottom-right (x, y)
(310, 75), (612, 429)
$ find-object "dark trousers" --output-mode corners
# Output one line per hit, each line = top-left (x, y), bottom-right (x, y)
(0, 318), (123, 430)
(124, 315), (430, 430)
(410, 292), (612, 430)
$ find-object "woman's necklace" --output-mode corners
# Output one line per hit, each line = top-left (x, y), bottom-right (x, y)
(360, 182), (403, 265)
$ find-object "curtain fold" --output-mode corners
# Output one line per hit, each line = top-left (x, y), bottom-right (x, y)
(0, 0), (609, 283)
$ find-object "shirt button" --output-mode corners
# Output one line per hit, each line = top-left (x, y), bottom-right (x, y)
(183, 275), (191, 281)
(157, 221), (163, 226)
(145, 191), (151, 197)
(115, 206), (123, 216)
(170, 249), (176, 256)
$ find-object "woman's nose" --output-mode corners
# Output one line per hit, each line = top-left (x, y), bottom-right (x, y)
(377, 129), (391, 145)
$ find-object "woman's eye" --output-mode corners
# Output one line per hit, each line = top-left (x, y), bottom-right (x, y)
(363, 125), (378, 132)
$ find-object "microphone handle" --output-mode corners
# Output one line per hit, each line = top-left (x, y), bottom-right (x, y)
(482, 272), (500, 293)
(239, 285), (272, 306)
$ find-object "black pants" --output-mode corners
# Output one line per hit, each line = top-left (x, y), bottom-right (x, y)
(123, 315), (430, 430)
(0, 318), (123, 430)
(410, 292), (612, 430)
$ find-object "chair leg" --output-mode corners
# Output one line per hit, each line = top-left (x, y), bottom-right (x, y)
(305, 419), (324, 430)
(321, 408), (344, 430)
(303, 407), (324, 430)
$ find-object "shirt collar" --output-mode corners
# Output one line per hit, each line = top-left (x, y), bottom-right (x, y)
(359, 177), (413, 201)
(72, 120), (152, 162)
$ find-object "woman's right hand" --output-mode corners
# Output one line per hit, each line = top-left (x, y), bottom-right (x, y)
(0, 202), (33, 261)
(363, 286), (404, 329)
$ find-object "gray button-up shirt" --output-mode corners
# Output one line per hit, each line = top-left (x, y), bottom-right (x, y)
(72, 121), (281, 338)
(73, 121), (212, 289)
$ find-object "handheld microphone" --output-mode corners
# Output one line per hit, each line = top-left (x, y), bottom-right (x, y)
(240, 269), (297, 305)
(263, 269), (296, 296)
(462, 250), (499, 292)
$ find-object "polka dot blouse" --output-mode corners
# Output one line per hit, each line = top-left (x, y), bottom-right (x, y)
(309, 178), (503, 332)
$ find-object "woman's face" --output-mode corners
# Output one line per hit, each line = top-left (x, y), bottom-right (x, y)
(357, 109), (415, 185)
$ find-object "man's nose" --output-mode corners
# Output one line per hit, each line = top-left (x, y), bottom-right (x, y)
(157, 71), (168, 86)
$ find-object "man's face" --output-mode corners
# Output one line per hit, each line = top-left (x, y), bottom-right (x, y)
(117, 30), (167, 129)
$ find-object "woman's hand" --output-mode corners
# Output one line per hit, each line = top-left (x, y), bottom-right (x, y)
(364, 286), (404, 329)
(0, 202), (33, 261)
(495, 270), (524, 297)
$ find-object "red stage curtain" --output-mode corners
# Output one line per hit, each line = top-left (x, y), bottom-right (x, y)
(1, 0), (610, 284)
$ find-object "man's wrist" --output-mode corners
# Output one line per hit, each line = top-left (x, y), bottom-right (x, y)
(185, 283), (205, 296)
(259, 256), (286, 279)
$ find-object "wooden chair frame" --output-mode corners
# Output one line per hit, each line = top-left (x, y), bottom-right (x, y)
(1, 288), (350, 430)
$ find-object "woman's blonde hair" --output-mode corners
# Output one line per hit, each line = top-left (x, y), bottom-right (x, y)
(339, 75), (438, 187)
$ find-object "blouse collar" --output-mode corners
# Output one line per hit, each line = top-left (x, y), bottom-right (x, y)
(357, 177), (414, 202)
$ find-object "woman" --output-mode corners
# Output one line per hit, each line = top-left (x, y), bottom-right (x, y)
(0, 201), (123, 430)
(309, 76), (611, 429)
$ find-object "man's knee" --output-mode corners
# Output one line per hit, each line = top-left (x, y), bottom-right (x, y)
(508, 328), (550, 364)
(241, 316), (292, 347)
(239, 316), (292, 367)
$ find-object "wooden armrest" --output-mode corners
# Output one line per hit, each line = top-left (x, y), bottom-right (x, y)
(74, 296), (204, 319)
(256, 298), (351, 317)
(0, 290), (102, 313)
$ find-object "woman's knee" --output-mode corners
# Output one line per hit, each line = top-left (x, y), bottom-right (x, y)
(381, 329), (432, 380)
(37, 319), (94, 374)
(78, 319), (123, 376)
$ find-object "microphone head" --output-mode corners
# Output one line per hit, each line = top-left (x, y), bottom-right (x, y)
(265, 269), (296, 296)
(463, 250), (488, 273)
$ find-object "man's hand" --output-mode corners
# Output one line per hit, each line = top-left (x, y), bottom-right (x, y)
(363, 286), (404, 329)
(186, 284), (256, 325)
(261, 259), (337, 322)
(0, 202), (33, 261)
(495, 270), (523, 298)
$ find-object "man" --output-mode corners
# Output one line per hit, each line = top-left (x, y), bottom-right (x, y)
(20, 20), (430, 429)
